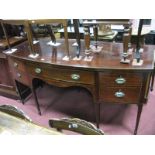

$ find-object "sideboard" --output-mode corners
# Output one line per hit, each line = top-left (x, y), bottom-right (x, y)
(5, 38), (154, 134)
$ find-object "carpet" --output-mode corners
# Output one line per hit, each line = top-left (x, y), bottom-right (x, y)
(0, 83), (155, 135)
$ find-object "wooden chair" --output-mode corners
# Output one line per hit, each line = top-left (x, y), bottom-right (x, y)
(0, 104), (32, 122)
(49, 117), (104, 135)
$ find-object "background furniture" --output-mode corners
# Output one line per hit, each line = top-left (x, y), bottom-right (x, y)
(82, 19), (132, 42)
(0, 111), (62, 135)
(49, 117), (104, 135)
(131, 26), (151, 46)
(145, 31), (155, 45)
(0, 104), (31, 121)
(58, 26), (118, 41)
(0, 20), (27, 99)
(26, 19), (69, 57)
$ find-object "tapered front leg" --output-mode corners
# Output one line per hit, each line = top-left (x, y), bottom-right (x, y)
(31, 80), (41, 115)
(150, 66), (155, 91)
(15, 80), (25, 104)
(94, 103), (100, 128)
(134, 104), (143, 135)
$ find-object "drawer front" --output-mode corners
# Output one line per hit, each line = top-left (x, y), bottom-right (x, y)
(26, 63), (95, 84)
(99, 72), (143, 87)
(9, 58), (30, 85)
(12, 70), (30, 86)
(99, 87), (141, 104)
(10, 58), (26, 72)
(45, 78), (96, 98)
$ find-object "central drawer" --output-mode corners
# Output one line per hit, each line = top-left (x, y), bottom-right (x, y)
(26, 63), (95, 85)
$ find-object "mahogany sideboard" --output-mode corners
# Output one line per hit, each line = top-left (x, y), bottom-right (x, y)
(5, 38), (154, 134)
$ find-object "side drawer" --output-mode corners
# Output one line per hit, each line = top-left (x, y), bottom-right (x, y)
(12, 70), (30, 86)
(99, 86), (142, 104)
(26, 63), (95, 85)
(10, 58), (27, 72)
(99, 72), (143, 87)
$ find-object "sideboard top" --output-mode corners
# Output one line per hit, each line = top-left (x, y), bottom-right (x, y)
(5, 38), (155, 71)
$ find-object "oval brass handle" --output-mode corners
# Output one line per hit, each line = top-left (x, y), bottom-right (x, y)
(115, 76), (126, 84)
(14, 62), (18, 68)
(35, 68), (42, 74)
(115, 91), (125, 98)
(71, 74), (80, 80)
(68, 123), (78, 129)
(17, 73), (21, 78)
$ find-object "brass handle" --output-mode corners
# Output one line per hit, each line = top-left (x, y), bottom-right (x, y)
(68, 123), (78, 129)
(17, 73), (21, 78)
(115, 76), (126, 84)
(14, 62), (18, 68)
(35, 68), (42, 74)
(71, 74), (80, 80)
(115, 91), (125, 98)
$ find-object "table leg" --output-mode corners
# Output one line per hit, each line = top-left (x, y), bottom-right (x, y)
(150, 65), (155, 91)
(15, 80), (24, 104)
(31, 82), (41, 115)
(95, 103), (100, 128)
(134, 104), (143, 135)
